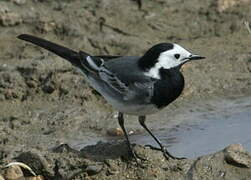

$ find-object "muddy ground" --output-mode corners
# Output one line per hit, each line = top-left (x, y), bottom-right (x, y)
(0, 0), (251, 179)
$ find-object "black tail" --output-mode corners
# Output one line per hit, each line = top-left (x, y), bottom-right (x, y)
(17, 34), (90, 69)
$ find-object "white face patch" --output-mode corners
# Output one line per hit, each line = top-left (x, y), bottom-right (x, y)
(144, 44), (192, 79)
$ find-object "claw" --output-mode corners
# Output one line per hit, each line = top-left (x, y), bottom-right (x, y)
(127, 144), (147, 167)
(145, 144), (186, 160)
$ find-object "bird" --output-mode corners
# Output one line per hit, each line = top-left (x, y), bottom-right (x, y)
(17, 34), (205, 161)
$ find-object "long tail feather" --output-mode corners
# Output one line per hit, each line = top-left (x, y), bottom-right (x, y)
(17, 34), (89, 69)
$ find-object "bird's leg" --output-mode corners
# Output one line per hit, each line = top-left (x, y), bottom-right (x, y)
(138, 116), (185, 160)
(118, 112), (143, 162)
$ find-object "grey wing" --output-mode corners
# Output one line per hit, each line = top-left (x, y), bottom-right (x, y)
(82, 55), (130, 95)
(84, 56), (155, 102)
(99, 67), (130, 94)
(103, 56), (157, 102)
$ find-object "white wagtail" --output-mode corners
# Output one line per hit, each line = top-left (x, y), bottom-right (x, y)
(17, 34), (205, 161)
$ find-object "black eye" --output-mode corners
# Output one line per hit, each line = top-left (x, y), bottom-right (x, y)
(174, 54), (180, 59)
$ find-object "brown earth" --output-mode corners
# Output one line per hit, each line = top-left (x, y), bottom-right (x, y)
(0, 0), (251, 179)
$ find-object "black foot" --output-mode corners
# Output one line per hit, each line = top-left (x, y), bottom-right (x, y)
(118, 112), (147, 166)
(127, 144), (147, 166)
(145, 144), (186, 160)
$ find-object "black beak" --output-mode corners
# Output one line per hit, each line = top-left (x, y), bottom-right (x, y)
(180, 54), (205, 67)
(188, 54), (206, 60)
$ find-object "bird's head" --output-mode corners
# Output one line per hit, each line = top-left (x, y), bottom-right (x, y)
(138, 43), (205, 79)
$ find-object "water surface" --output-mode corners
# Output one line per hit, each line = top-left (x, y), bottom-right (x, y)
(70, 96), (251, 158)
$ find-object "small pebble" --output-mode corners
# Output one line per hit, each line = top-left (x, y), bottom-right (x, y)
(86, 164), (103, 176)
(4, 165), (24, 180)
(107, 128), (123, 136)
(224, 144), (251, 168)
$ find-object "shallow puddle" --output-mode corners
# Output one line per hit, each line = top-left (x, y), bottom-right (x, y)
(167, 109), (251, 158)
(131, 96), (251, 158)
(134, 108), (251, 158)
(70, 96), (251, 158)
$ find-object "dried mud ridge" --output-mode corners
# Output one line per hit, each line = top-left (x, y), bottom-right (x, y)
(1, 0), (251, 179)
(1, 143), (251, 179)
